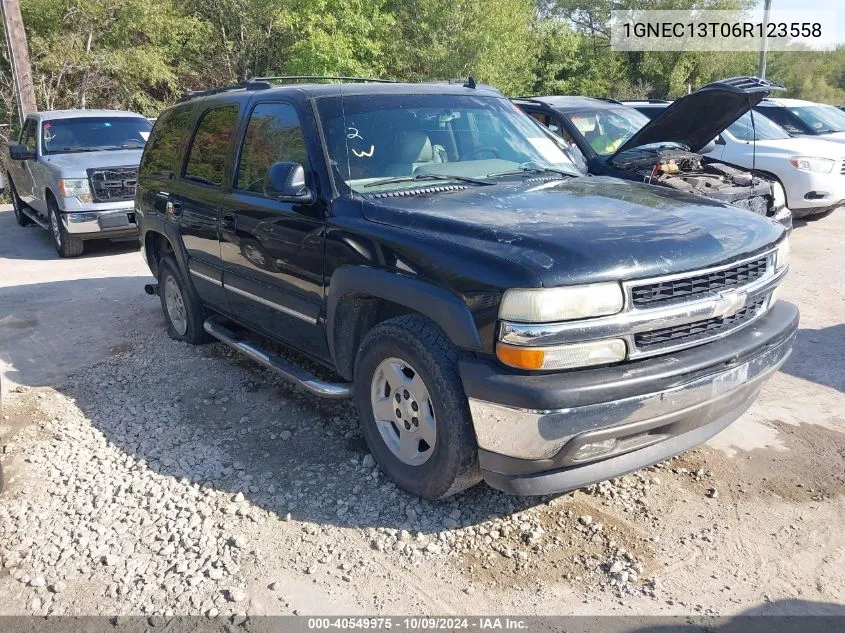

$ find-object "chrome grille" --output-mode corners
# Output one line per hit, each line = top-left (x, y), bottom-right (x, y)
(634, 297), (766, 351)
(630, 256), (768, 307)
(841, 158), (845, 175)
(87, 167), (138, 203)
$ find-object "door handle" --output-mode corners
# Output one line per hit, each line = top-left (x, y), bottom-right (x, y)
(166, 201), (182, 218)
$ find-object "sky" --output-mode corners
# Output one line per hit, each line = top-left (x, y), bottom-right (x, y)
(754, 0), (844, 47)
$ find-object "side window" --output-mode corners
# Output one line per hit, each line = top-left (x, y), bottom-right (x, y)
(140, 106), (193, 176)
(236, 103), (308, 193)
(183, 106), (239, 187)
(19, 119), (36, 151)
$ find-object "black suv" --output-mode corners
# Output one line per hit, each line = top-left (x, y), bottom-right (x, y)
(136, 77), (798, 499)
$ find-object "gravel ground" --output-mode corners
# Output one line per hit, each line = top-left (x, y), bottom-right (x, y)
(0, 206), (843, 616)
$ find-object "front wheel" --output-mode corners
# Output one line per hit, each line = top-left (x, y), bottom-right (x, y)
(354, 315), (481, 499)
(48, 199), (83, 257)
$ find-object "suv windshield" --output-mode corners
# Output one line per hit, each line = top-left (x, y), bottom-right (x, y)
(563, 107), (650, 155)
(726, 112), (790, 141)
(760, 104), (845, 136)
(787, 105), (845, 134)
(42, 116), (152, 155)
(316, 94), (580, 193)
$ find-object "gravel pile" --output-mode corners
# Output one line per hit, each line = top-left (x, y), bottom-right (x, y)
(0, 330), (667, 615)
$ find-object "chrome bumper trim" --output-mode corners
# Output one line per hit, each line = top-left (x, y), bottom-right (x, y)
(500, 261), (787, 360)
(61, 209), (136, 235)
(468, 332), (792, 461)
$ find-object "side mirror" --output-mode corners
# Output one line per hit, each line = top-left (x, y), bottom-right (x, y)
(700, 139), (717, 154)
(715, 135), (726, 145)
(264, 162), (313, 204)
(8, 143), (35, 161)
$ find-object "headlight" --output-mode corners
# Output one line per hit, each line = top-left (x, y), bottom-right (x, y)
(499, 282), (624, 323)
(775, 237), (789, 271)
(497, 339), (627, 370)
(788, 157), (835, 174)
(59, 178), (92, 203)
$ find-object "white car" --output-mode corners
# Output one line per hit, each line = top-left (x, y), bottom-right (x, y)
(706, 112), (845, 219)
(753, 98), (845, 144)
(631, 102), (843, 221)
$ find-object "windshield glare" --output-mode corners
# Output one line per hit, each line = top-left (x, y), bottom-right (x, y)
(564, 107), (650, 155)
(42, 117), (152, 154)
(788, 105), (845, 134)
(316, 94), (580, 193)
(727, 112), (790, 141)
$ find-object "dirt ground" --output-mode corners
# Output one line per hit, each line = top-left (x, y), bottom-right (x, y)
(0, 204), (843, 617)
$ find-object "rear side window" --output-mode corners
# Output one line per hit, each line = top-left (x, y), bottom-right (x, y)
(140, 107), (193, 177)
(236, 103), (308, 193)
(183, 106), (239, 187)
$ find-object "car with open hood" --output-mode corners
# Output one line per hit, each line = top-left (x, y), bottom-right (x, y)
(136, 77), (796, 499)
(514, 77), (790, 228)
(631, 101), (844, 221)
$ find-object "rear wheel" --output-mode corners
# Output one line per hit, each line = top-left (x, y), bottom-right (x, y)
(9, 179), (32, 227)
(157, 255), (209, 344)
(354, 315), (481, 499)
(48, 198), (83, 257)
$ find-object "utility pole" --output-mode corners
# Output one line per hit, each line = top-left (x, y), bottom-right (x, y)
(757, 0), (773, 79)
(1, 0), (37, 124)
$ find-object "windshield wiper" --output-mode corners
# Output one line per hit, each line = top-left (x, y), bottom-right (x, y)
(361, 173), (493, 189)
(487, 164), (574, 178)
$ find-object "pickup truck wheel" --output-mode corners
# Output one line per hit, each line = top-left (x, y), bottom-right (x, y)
(10, 180), (32, 227)
(48, 200), (84, 257)
(354, 315), (481, 499)
(157, 256), (209, 344)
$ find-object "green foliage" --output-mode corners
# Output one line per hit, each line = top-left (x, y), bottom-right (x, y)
(1, 0), (842, 121)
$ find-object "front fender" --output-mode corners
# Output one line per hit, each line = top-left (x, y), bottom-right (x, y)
(326, 265), (483, 373)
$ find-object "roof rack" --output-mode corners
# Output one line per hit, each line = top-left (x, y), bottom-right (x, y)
(511, 96), (548, 105)
(178, 80), (272, 102)
(598, 97), (623, 105)
(249, 75), (397, 84)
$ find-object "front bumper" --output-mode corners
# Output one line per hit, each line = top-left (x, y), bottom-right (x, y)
(461, 301), (798, 496)
(61, 208), (138, 239)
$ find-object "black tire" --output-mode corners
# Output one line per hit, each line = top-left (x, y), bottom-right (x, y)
(9, 178), (32, 227)
(353, 315), (481, 499)
(47, 197), (84, 257)
(157, 255), (209, 344)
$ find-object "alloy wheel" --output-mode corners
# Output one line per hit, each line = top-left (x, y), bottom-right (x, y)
(163, 275), (188, 336)
(370, 357), (436, 466)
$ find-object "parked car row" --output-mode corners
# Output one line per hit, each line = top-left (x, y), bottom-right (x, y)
(628, 98), (845, 220)
(514, 77), (792, 228)
(2, 76), (801, 501)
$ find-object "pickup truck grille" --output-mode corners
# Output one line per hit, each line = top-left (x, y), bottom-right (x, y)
(630, 256), (768, 307)
(634, 297), (766, 351)
(87, 167), (137, 203)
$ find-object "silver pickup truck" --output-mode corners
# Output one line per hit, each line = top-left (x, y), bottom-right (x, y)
(5, 110), (151, 256)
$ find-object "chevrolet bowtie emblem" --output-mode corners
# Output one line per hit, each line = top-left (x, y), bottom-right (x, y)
(712, 289), (747, 319)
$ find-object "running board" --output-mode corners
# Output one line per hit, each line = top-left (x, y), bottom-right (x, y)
(22, 207), (49, 229)
(203, 316), (353, 399)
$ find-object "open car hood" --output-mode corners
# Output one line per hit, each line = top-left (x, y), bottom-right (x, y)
(611, 76), (785, 158)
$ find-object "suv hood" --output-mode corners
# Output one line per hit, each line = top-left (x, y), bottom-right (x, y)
(41, 149), (143, 175)
(362, 177), (783, 287)
(612, 77), (783, 157)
